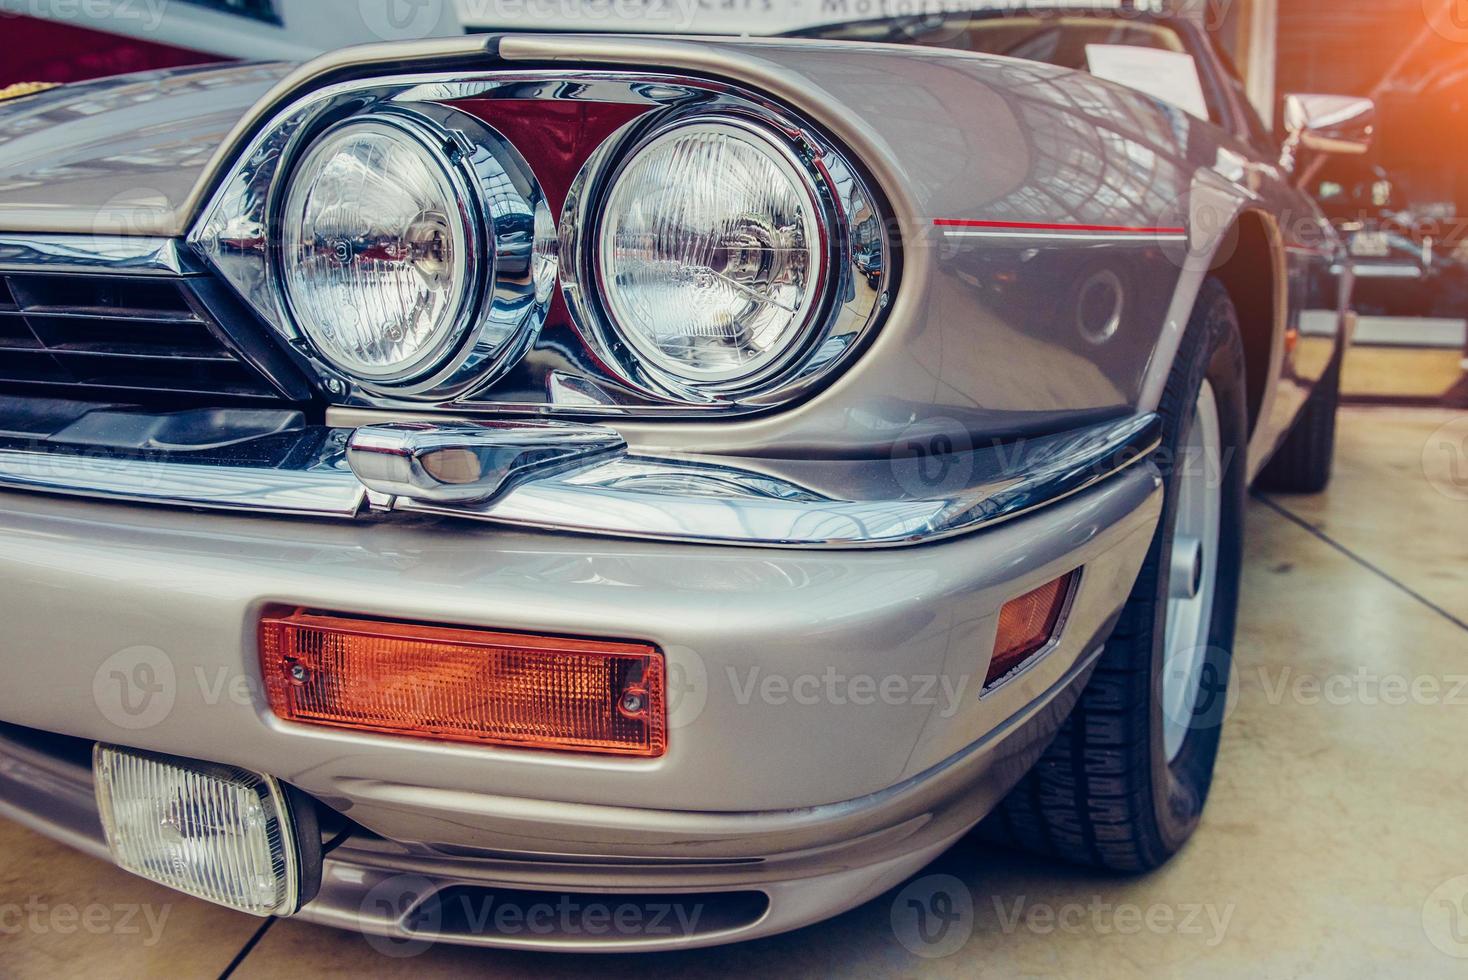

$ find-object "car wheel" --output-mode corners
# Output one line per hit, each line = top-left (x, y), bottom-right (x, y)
(981, 276), (1248, 872)
(1255, 345), (1341, 494)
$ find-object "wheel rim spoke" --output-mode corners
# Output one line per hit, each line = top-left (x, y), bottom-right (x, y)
(1162, 379), (1223, 762)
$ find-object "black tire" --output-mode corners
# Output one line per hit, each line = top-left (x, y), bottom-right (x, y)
(981, 277), (1248, 872)
(1255, 348), (1341, 494)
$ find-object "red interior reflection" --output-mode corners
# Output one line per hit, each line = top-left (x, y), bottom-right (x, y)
(0, 13), (223, 88)
(444, 98), (652, 215)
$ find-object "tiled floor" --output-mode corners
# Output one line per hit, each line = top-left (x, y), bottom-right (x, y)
(2, 405), (1466, 979)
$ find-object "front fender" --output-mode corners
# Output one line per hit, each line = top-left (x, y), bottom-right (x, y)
(0, 63), (290, 236)
(495, 35), (1208, 456)
(2, 36), (1250, 461)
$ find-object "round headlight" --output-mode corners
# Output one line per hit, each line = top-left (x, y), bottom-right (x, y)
(596, 119), (827, 387)
(281, 118), (474, 383)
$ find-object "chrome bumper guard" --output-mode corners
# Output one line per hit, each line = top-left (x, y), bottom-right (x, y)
(0, 409), (1159, 548)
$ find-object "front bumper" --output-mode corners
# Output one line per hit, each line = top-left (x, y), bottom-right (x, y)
(0, 463), (1160, 949)
(0, 407), (1160, 549)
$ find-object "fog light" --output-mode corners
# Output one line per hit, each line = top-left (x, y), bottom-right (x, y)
(986, 571), (1078, 688)
(93, 746), (314, 916)
(260, 611), (667, 758)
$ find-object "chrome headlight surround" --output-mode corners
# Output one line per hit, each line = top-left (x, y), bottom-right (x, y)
(560, 103), (889, 407)
(192, 71), (892, 415)
(191, 91), (555, 402)
(276, 112), (481, 386)
(590, 115), (830, 394)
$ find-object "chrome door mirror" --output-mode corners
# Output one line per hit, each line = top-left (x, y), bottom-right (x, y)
(1280, 94), (1375, 170)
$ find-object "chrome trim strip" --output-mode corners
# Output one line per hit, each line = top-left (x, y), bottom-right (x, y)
(1341, 263), (1422, 279)
(0, 235), (199, 276)
(389, 413), (1162, 548)
(0, 442), (365, 518)
(939, 229), (1188, 242)
(347, 420), (626, 504)
(0, 413), (1157, 547)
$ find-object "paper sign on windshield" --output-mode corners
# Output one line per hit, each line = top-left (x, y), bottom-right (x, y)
(1085, 45), (1210, 121)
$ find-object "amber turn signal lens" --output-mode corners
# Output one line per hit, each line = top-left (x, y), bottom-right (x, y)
(260, 612), (666, 758)
(986, 571), (1077, 688)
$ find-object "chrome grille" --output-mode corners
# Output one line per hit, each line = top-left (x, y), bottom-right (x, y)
(0, 274), (286, 402)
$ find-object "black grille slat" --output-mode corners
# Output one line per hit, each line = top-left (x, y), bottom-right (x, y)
(6, 276), (195, 318)
(25, 314), (235, 359)
(64, 356), (268, 389)
(21, 309), (204, 324)
(17, 304), (199, 322)
(0, 349), (70, 383)
(42, 344), (239, 362)
(0, 273), (284, 403)
(69, 379), (279, 399)
(0, 312), (41, 350)
(0, 376), (280, 400)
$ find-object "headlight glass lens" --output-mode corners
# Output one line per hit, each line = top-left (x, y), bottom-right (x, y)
(597, 120), (826, 386)
(282, 119), (471, 382)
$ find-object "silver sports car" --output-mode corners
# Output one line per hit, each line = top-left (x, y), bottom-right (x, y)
(0, 5), (1371, 952)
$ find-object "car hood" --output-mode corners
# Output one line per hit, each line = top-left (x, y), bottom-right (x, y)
(0, 63), (292, 238)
